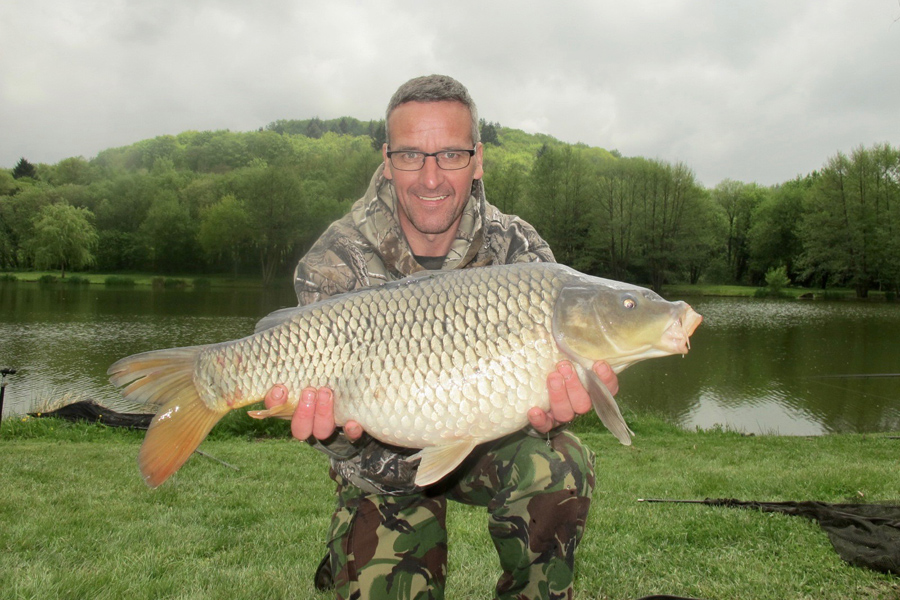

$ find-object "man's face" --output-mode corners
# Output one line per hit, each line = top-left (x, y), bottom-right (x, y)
(383, 100), (484, 255)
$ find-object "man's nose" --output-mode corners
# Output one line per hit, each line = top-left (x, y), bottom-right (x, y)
(419, 155), (443, 188)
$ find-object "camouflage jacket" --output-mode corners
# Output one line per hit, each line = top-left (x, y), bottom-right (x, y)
(294, 164), (555, 494)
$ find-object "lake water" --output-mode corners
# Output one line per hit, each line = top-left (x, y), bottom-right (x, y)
(1, 282), (898, 435)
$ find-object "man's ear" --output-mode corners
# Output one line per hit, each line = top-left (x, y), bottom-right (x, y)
(382, 143), (393, 180)
(473, 143), (484, 180)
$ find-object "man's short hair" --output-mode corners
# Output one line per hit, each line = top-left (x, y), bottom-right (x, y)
(385, 74), (480, 146)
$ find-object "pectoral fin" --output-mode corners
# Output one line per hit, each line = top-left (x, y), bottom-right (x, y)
(411, 440), (478, 487)
(247, 402), (296, 420)
(585, 368), (634, 446)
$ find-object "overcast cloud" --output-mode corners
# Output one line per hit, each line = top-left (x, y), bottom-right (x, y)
(2, 0), (898, 186)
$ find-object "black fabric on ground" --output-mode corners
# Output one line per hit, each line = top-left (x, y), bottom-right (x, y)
(705, 498), (900, 576)
(30, 399), (154, 429)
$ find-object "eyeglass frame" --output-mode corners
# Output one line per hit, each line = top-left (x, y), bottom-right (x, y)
(385, 147), (478, 171)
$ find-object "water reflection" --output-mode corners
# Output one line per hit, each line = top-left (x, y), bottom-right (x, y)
(0, 283), (297, 416)
(620, 296), (900, 434)
(1, 283), (899, 435)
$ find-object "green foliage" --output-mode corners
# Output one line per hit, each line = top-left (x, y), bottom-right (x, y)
(1, 124), (897, 291)
(28, 203), (98, 277)
(12, 157), (37, 180)
(38, 274), (59, 284)
(765, 265), (790, 293)
(165, 278), (188, 288)
(104, 275), (136, 286)
(0, 273), (16, 282)
(479, 119), (501, 145)
(66, 275), (90, 285)
(711, 179), (766, 284)
(798, 144), (900, 297)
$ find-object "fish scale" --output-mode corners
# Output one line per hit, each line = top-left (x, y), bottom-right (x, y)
(109, 262), (702, 488)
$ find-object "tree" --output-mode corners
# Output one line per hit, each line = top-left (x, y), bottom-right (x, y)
(748, 178), (806, 283)
(711, 179), (763, 283)
(198, 194), (252, 275)
(480, 120), (501, 146)
(631, 160), (705, 292)
(28, 203), (98, 277)
(12, 158), (37, 180)
(230, 165), (309, 284)
(138, 192), (200, 273)
(798, 144), (900, 297)
(368, 119), (386, 151)
(524, 144), (597, 273)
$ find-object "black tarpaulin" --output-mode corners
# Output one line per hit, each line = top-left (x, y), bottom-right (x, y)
(643, 497), (900, 576)
(30, 400), (154, 429)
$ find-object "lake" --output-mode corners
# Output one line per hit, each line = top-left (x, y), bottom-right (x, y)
(1, 282), (898, 436)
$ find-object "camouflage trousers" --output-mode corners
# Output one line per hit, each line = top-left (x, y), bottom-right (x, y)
(322, 431), (596, 600)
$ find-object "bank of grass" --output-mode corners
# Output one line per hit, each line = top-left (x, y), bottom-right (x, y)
(0, 270), (287, 290)
(1, 413), (897, 599)
(664, 282), (895, 301)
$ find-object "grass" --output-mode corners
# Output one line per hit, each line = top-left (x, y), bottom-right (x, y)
(1, 414), (897, 599)
(664, 282), (895, 301)
(0, 270), (289, 290)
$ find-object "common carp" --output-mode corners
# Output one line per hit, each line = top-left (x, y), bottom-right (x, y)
(109, 263), (702, 488)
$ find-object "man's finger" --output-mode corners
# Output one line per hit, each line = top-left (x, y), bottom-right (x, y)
(593, 361), (619, 396)
(344, 420), (364, 441)
(290, 387), (318, 440)
(528, 406), (555, 434)
(557, 361), (592, 416)
(264, 384), (288, 409)
(311, 387), (336, 440)
(547, 369), (576, 424)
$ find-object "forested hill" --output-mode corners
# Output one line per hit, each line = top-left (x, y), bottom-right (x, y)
(1, 119), (898, 297)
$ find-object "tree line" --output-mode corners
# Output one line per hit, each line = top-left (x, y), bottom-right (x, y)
(1, 119), (898, 296)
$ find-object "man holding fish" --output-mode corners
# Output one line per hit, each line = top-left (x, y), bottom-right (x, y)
(265, 75), (619, 599)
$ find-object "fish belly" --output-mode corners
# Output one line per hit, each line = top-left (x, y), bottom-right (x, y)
(196, 264), (567, 448)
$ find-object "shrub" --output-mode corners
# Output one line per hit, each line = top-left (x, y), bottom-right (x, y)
(38, 274), (59, 284)
(66, 275), (90, 285)
(765, 266), (790, 294)
(164, 278), (187, 289)
(104, 276), (136, 287)
(0, 273), (17, 282)
(192, 278), (211, 289)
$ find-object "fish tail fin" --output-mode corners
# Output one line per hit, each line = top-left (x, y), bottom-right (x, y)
(584, 368), (634, 446)
(108, 346), (226, 487)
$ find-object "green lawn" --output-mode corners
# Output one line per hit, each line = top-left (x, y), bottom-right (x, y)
(1, 415), (897, 599)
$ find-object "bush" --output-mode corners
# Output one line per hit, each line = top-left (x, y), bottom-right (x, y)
(765, 266), (790, 293)
(192, 278), (211, 289)
(104, 275), (136, 287)
(0, 273), (17, 282)
(66, 275), (90, 285)
(38, 274), (59, 284)
(164, 278), (187, 289)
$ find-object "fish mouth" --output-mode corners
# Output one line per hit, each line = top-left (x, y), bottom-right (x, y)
(663, 304), (703, 355)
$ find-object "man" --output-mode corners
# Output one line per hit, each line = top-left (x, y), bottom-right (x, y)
(265, 74), (619, 600)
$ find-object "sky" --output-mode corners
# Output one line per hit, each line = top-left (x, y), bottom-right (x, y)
(1, 0), (899, 187)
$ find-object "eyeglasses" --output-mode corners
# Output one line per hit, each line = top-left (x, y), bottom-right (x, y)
(385, 148), (476, 171)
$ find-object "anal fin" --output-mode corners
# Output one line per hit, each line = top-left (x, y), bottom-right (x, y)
(411, 440), (478, 487)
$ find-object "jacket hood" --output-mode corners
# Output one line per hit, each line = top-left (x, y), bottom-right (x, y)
(351, 163), (486, 276)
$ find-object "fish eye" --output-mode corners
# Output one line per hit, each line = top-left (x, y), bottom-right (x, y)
(622, 296), (636, 310)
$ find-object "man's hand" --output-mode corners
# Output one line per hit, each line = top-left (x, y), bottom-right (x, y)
(264, 384), (364, 442)
(528, 361), (618, 434)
